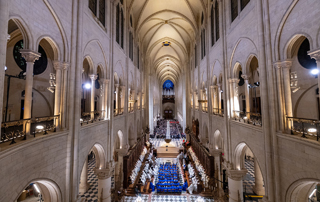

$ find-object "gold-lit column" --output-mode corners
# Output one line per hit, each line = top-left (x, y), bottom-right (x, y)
(53, 61), (62, 131)
(103, 79), (109, 119)
(115, 84), (119, 115)
(281, 61), (293, 131)
(61, 62), (69, 129)
(89, 74), (98, 120)
(20, 50), (41, 135)
(241, 75), (250, 118)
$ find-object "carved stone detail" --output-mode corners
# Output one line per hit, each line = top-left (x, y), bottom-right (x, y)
(20, 49), (41, 63)
(226, 169), (247, 181)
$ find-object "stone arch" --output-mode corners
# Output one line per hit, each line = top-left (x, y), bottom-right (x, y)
(284, 34), (313, 60)
(128, 123), (136, 146)
(213, 130), (223, 150)
(116, 130), (124, 149)
(233, 142), (265, 195)
(97, 64), (104, 79)
(15, 179), (62, 202)
(286, 178), (320, 202)
(212, 75), (217, 85)
(232, 62), (243, 79)
(83, 56), (94, 75)
(8, 17), (33, 49)
(36, 36), (61, 61)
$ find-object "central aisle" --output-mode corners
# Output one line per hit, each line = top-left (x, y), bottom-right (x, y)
(166, 120), (171, 139)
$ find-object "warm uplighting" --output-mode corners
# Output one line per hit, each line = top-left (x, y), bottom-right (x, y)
(308, 128), (317, 133)
(84, 83), (91, 89)
(310, 68), (319, 75)
(34, 184), (40, 193)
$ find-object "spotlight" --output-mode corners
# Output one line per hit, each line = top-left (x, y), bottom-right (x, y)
(4, 66), (7, 71)
(34, 184), (40, 193)
(308, 128), (317, 133)
(84, 83), (91, 89)
(311, 68), (319, 76)
(254, 82), (260, 87)
(36, 125), (44, 130)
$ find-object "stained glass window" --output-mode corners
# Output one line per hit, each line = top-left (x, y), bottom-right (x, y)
(215, 1), (220, 41)
(89, 0), (97, 16)
(211, 5), (214, 46)
(231, 0), (238, 22)
(241, 0), (250, 11)
(99, 0), (105, 26)
(13, 40), (48, 75)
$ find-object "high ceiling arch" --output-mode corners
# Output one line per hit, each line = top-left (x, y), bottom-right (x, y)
(130, 0), (204, 84)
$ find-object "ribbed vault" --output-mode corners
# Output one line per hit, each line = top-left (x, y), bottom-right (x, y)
(130, 0), (204, 84)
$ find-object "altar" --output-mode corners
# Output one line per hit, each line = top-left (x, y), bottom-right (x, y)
(156, 139), (180, 158)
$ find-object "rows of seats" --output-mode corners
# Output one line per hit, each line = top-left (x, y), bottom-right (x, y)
(156, 163), (182, 193)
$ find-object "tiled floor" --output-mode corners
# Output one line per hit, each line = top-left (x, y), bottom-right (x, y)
(80, 158), (98, 202)
(189, 195), (214, 202)
(123, 195), (149, 202)
(123, 194), (215, 202)
(243, 158), (255, 194)
(151, 195), (188, 202)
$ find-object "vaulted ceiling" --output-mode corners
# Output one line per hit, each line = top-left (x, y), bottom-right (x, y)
(129, 0), (205, 85)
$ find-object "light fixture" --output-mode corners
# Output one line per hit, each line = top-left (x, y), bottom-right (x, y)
(243, 116), (248, 120)
(4, 66), (7, 71)
(311, 68), (319, 76)
(36, 125), (44, 130)
(254, 82), (260, 87)
(308, 128), (317, 133)
(309, 188), (316, 198)
(34, 184), (40, 193)
(80, 118), (83, 122)
(84, 83), (91, 89)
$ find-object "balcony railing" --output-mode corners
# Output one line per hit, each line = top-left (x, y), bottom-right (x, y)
(212, 108), (224, 117)
(128, 106), (134, 113)
(81, 111), (104, 125)
(286, 116), (320, 141)
(202, 107), (208, 113)
(233, 111), (262, 126)
(114, 108), (124, 116)
(1, 115), (59, 144)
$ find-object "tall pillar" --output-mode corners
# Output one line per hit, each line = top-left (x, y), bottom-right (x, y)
(241, 75), (250, 118)
(120, 85), (126, 114)
(228, 79), (234, 117)
(218, 84), (222, 112)
(308, 49), (320, 118)
(0, 0), (9, 141)
(20, 50), (41, 135)
(281, 61), (293, 131)
(213, 85), (219, 111)
(227, 169), (247, 202)
(115, 84), (119, 115)
(103, 79), (109, 119)
(53, 61), (62, 131)
(79, 158), (89, 194)
(95, 168), (113, 202)
(131, 90), (135, 112)
(253, 158), (265, 195)
(61, 62), (69, 129)
(273, 62), (285, 131)
(210, 86), (214, 113)
(89, 74), (98, 120)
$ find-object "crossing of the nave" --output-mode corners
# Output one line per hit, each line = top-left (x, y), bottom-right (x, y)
(2, 0), (320, 202)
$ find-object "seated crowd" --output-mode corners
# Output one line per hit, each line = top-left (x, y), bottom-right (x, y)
(156, 163), (182, 193)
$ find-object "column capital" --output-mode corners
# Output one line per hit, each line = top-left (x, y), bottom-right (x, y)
(228, 78), (239, 83)
(308, 48), (320, 61)
(53, 61), (62, 70)
(94, 167), (113, 180)
(103, 79), (110, 85)
(20, 49), (41, 63)
(273, 60), (292, 69)
(210, 85), (218, 89)
(89, 74), (98, 81)
(241, 74), (250, 80)
(227, 169), (248, 181)
(115, 84), (119, 88)
(211, 149), (222, 157)
(62, 62), (70, 71)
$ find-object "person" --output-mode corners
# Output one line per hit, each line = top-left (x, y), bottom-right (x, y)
(135, 185), (141, 197)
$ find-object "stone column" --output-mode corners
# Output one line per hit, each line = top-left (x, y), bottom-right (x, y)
(273, 62), (285, 131)
(53, 61), (62, 131)
(228, 79), (234, 117)
(61, 62), (69, 129)
(103, 79), (109, 119)
(0, 0), (9, 141)
(79, 158), (89, 194)
(89, 74), (98, 120)
(212, 150), (222, 195)
(209, 86), (214, 113)
(120, 85), (126, 114)
(218, 84), (222, 112)
(308, 49), (320, 118)
(241, 75), (251, 118)
(20, 50), (41, 135)
(227, 169), (247, 202)
(281, 61), (293, 131)
(95, 167), (113, 202)
(253, 158), (265, 195)
(131, 90), (135, 112)
(213, 85), (219, 111)
(115, 84), (119, 115)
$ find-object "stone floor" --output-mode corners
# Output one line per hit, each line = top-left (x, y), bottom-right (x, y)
(80, 158), (98, 202)
(123, 194), (215, 202)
